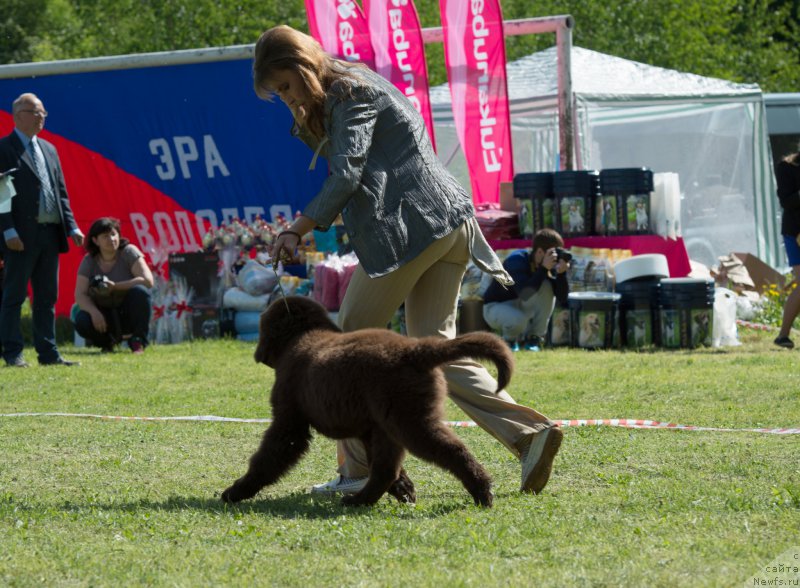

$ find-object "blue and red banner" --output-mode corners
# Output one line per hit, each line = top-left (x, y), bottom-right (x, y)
(0, 59), (327, 316)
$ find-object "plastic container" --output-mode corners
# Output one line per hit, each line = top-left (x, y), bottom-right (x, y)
(553, 170), (600, 238)
(599, 168), (654, 235)
(567, 291), (621, 349)
(613, 253), (670, 285)
(658, 278), (715, 348)
(234, 310), (261, 339)
(547, 304), (571, 347)
(616, 279), (660, 348)
(513, 172), (555, 238)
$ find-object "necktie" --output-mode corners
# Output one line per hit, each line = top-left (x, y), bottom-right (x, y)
(30, 138), (57, 214)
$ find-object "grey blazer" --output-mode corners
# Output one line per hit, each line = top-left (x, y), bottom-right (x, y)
(297, 67), (494, 279)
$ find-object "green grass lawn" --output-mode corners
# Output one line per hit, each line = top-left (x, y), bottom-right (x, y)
(1, 329), (798, 587)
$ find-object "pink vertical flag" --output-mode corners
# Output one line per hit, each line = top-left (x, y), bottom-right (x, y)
(305, 0), (376, 69)
(363, 0), (436, 151)
(439, 0), (514, 204)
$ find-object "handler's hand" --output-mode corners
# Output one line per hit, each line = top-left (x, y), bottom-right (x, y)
(542, 247), (558, 272)
(6, 236), (23, 252)
(271, 232), (301, 270)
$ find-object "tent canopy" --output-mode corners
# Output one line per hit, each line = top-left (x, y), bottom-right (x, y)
(431, 46), (780, 269)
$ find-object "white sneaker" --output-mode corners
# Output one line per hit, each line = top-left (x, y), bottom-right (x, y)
(520, 426), (563, 494)
(310, 475), (368, 495)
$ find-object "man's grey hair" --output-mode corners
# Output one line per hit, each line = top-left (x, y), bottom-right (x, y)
(12, 93), (39, 114)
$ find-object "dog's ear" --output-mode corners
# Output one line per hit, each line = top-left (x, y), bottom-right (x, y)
(254, 311), (281, 367)
(253, 296), (340, 369)
(254, 300), (298, 368)
(254, 315), (269, 365)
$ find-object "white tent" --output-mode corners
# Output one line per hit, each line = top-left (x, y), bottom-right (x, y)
(431, 46), (781, 269)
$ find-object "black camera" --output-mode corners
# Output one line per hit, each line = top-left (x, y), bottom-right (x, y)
(554, 247), (573, 263)
(89, 274), (113, 294)
(88, 274), (116, 307)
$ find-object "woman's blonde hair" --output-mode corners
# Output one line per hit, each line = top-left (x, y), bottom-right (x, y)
(253, 25), (358, 139)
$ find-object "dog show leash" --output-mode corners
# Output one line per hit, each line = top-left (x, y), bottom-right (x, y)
(271, 256), (292, 315)
(275, 276), (291, 314)
(272, 231), (304, 315)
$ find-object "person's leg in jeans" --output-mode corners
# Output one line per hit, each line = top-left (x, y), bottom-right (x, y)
(0, 247), (33, 364)
(29, 225), (61, 364)
(73, 308), (115, 350)
(119, 285), (152, 349)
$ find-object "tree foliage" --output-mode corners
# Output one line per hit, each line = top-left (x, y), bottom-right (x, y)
(1, 0), (798, 92)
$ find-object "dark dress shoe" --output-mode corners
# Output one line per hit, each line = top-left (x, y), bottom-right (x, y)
(40, 357), (80, 367)
(5, 357), (30, 368)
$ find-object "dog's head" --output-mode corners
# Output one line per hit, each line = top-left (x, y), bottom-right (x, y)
(254, 296), (340, 367)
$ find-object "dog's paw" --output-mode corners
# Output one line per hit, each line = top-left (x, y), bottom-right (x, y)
(387, 473), (416, 504)
(473, 487), (494, 508)
(220, 485), (240, 503)
(221, 480), (256, 503)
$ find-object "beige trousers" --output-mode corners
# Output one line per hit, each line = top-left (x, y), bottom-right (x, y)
(335, 222), (553, 477)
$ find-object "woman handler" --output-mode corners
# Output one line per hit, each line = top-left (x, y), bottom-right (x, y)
(260, 25), (563, 495)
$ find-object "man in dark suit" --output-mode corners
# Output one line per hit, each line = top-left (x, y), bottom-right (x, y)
(0, 93), (84, 367)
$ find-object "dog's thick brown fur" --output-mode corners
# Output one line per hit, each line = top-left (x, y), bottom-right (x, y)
(221, 295), (514, 508)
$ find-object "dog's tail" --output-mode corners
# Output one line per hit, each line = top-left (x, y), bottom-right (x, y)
(415, 332), (513, 393)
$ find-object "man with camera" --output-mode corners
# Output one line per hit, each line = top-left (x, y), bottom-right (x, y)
(482, 228), (570, 351)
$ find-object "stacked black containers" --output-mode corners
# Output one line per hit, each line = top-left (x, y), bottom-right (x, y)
(599, 168), (655, 235)
(513, 167), (654, 238)
(658, 278), (715, 348)
(616, 279), (661, 347)
(513, 172), (555, 238)
(552, 170), (600, 238)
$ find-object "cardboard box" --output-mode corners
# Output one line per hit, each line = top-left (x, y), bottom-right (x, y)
(499, 181), (519, 213)
(732, 252), (786, 293)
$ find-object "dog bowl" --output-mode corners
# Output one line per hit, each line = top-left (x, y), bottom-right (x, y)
(613, 254), (669, 284)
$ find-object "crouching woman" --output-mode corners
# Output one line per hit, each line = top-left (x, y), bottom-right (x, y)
(73, 217), (154, 353)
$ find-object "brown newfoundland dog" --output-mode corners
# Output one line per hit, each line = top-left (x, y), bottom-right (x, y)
(221, 295), (513, 508)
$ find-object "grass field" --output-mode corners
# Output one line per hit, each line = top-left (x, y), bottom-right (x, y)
(1, 328), (798, 587)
